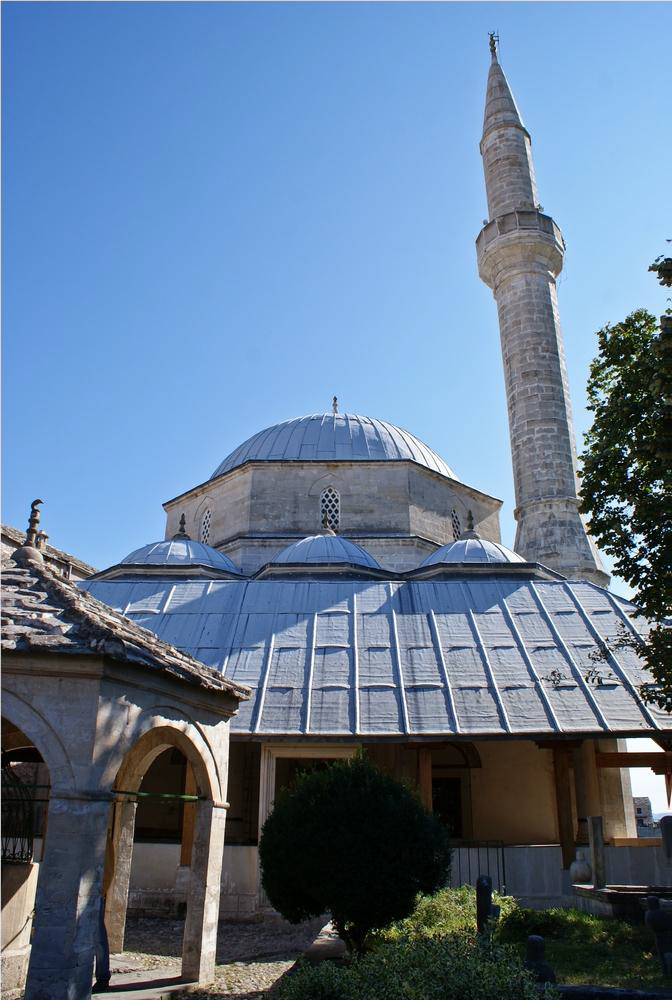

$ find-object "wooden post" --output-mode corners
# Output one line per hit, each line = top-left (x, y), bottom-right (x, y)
(552, 747), (575, 870)
(180, 761), (198, 867)
(588, 815), (606, 889)
(417, 747), (433, 812)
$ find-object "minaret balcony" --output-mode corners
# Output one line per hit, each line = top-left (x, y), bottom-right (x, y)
(476, 209), (565, 289)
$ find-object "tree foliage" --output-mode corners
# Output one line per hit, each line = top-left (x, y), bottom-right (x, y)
(258, 755), (451, 953)
(580, 307), (672, 709)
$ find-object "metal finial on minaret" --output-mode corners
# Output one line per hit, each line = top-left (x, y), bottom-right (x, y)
(332, 396), (339, 415)
(488, 32), (499, 60)
(173, 513), (191, 540)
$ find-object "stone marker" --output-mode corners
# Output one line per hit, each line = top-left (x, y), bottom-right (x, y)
(476, 875), (500, 936)
(524, 935), (556, 985)
(644, 897), (672, 979)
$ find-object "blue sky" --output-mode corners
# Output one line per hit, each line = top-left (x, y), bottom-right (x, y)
(3, 4), (670, 804)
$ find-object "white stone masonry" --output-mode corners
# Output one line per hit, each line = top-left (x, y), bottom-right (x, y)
(476, 48), (608, 586)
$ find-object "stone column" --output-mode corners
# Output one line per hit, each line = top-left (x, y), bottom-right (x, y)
(181, 801), (227, 985)
(105, 799), (137, 954)
(25, 793), (112, 1000)
(573, 740), (601, 845)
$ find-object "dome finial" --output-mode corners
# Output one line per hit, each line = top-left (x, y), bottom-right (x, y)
(467, 509), (474, 531)
(173, 513), (191, 540)
(488, 31), (499, 61)
(322, 512), (336, 536)
(332, 396), (339, 414)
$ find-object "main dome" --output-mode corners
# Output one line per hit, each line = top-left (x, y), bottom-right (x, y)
(210, 413), (458, 481)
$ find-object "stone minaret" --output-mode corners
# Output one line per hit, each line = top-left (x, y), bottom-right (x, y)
(476, 39), (608, 586)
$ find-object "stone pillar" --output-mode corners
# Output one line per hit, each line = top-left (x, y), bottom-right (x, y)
(105, 799), (137, 954)
(25, 793), (112, 1000)
(573, 740), (601, 845)
(181, 801), (227, 985)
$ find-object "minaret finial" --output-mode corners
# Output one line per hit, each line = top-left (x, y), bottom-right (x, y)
(173, 513), (191, 540)
(332, 396), (339, 414)
(488, 32), (499, 60)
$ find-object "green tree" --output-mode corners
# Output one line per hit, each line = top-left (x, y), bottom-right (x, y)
(258, 755), (451, 953)
(579, 257), (672, 709)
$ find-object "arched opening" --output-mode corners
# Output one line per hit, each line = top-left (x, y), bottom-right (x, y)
(105, 726), (222, 986)
(1, 720), (49, 997)
(320, 487), (340, 531)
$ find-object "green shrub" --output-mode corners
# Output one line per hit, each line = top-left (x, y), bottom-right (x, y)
(376, 885), (520, 942)
(259, 755), (451, 953)
(276, 935), (557, 1000)
(498, 904), (637, 947)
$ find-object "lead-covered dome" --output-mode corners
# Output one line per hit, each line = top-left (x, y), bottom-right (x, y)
(271, 533), (381, 570)
(210, 413), (458, 481)
(121, 538), (240, 573)
(421, 534), (525, 566)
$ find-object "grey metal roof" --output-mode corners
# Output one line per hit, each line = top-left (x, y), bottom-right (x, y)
(210, 413), (459, 481)
(80, 575), (667, 738)
(271, 534), (380, 569)
(121, 538), (240, 573)
(422, 536), (525, 566)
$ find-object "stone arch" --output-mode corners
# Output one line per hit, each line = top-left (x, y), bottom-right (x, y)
(308, 472), (347, 497)
(0, 691), (75, 790)
(113, 723), (217, 801)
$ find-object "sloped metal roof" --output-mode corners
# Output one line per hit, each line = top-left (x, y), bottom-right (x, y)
(271, 534), (380, 569)
(422, 536), (525, 566)
(210, 413), (459, 481)
(80, 575), (667, 738)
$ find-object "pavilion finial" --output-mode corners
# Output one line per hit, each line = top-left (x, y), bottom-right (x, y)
(173, 513), (191, 540)
(488, 32), (499, 61)
(26, 499), (44, 548)
(467, 510), (474, 531)
(332, 396), (339, 415)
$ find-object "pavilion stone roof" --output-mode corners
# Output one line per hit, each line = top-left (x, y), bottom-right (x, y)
(80, 575), (670, 739)
(2, 557), (249, 700)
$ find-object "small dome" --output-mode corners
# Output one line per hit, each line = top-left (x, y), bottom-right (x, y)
(121, 538), (240, 573)
(271, 534), (380, 570)
(211, 413), (459, 481)
(421, 534), (525, 566)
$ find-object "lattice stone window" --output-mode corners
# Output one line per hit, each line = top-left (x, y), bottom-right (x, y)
(320, 488), (340, 531)
(451, 509), (461, 542)
(200, 509), (212, 544)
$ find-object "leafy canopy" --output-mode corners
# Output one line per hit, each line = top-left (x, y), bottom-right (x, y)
(258, 754), (451, 952)
(580, 307), (671, 708)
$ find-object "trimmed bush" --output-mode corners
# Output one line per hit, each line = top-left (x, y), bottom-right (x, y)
(259, 755), (451, 952)
(276, 935), (557, 1000)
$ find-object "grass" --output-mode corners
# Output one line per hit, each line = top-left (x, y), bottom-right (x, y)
(376, 888), (669, 992)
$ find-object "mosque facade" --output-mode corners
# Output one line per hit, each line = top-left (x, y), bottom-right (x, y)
(73, 44), (669, 919)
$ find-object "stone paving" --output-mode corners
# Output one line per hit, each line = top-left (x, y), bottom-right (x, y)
(114, 915), (328, 999)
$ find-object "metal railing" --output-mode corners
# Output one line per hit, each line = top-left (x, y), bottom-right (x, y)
(449, 840), (506, 894)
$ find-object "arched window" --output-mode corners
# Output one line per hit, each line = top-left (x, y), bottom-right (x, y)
(320, 488), (340, 531)
(200, 509), (212, 544)
(451, 509), (461, 542)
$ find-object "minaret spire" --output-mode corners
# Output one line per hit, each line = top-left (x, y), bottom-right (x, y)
(476, 48), (608, 586)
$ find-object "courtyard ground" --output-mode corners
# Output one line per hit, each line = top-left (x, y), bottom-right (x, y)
(111, 915), (327, 999)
